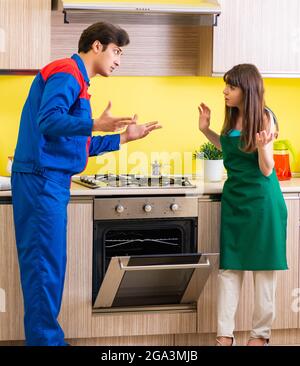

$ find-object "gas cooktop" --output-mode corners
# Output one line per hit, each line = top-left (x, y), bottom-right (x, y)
(72, 174), (196, 189)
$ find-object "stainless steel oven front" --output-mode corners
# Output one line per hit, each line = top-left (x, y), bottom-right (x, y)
(92, 195), (218, 313)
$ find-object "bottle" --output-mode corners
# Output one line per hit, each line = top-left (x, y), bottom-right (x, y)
(151, 160), (161, 176)
(273, 140), (296, 181)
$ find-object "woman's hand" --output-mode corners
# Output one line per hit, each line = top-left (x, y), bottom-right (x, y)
(256, 130), (275, 176)
(198, 103), (211, 132)
(197, 103), (221, 150)
(256, 130), (275, 150)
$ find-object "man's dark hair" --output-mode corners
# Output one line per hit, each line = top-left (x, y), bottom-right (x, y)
(78, 22), (130, 53)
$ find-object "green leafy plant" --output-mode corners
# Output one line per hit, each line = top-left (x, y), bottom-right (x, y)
(193, 142), (223, 160)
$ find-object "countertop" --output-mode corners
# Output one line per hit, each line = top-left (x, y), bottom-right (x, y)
(1, 177), (300, 198)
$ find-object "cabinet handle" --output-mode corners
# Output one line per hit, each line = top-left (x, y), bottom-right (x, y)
(119, 257), (211, 271)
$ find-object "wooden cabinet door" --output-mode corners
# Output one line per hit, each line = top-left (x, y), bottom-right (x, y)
(213, 0), (300, 76)
(0, 203), (24, 341)
(0, 0), (50, 69)
(273, 195), (299, 329)
(197, 199), (221, 333)
(0, 200), (94, 341)
(58, 199), (93, 339)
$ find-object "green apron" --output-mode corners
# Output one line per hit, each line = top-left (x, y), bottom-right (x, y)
(220, 133), (288, 270)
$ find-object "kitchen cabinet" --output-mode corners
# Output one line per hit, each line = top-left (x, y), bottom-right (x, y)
(58, 199), (93, 339)
(0, 198), (197, 342)
(1, 192), (298, 343)
(213, 0), (300, 77)
(197, 198), (220, 333)
(0, 199), (94, 341)
(273, 194), (299, 329)
(0, 203), (24, 341)
(51, 10), (214, 76)
(197, 194), (299, 334)
(0, 0), (51, 71)
(0, 199), (104, 340)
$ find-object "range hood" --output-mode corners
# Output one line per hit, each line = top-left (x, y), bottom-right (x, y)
(58, 1), (221, 16)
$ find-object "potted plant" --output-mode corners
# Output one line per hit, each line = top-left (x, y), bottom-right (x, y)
(194, 142), (224, 182)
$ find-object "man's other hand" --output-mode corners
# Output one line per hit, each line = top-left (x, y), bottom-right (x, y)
(120, 114), (162, 144)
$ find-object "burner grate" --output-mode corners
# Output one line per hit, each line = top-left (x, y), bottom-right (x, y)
(73, 174), (195, 189)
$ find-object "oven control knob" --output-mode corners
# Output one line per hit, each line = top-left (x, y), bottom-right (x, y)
(170, 203), (179, 212)
(115, 204), (124, 214)
(143, 204), (152, 213)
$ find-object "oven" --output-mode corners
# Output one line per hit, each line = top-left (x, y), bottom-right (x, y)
(92, 195), (218, 313)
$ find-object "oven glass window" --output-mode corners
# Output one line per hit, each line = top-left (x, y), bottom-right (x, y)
(114, 269), (193, 306)
(112, 255), (199, 307)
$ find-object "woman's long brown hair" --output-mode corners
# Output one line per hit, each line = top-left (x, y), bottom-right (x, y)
(221, 64), (269, 152)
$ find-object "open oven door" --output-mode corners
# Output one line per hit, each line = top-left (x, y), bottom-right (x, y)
(93, 253), (219, 313)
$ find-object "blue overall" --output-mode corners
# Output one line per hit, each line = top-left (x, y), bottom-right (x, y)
(12, 54), (120, 345)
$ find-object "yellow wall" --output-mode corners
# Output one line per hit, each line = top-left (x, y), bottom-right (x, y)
(1, 0), (299, 176)
(1, 75), (300, 176)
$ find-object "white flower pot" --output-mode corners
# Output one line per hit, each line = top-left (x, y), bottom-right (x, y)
(204, 159), (224, 182)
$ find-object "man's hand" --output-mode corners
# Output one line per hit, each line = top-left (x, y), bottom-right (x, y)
(120, 114), (162, 144)
(93, 101), (135, 132)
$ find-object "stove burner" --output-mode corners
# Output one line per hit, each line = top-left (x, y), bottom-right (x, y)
(73, 174), (196, 189)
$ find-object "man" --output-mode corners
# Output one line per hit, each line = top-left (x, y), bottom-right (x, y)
(11, 22), (161, 346)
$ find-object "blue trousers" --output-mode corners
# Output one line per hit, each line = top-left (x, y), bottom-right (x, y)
(11, 172), (70, 346)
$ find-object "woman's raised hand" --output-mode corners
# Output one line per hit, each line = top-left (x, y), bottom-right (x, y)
(256, 130), (275, 149)
(198, 103), (211, 132)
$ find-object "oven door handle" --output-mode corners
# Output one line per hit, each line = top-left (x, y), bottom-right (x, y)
(119, 257), (211, 271)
